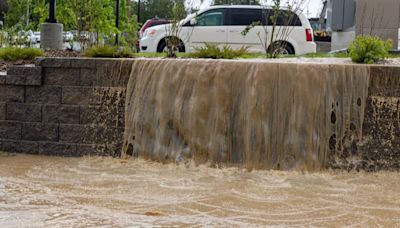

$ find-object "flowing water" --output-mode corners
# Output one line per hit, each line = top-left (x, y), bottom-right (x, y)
(123, 59), (370, 170)
(1, 59), (398, 226)
(1, 154), (400, 227)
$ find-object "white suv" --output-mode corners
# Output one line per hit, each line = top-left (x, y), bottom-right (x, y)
(139, 5), (316, 55)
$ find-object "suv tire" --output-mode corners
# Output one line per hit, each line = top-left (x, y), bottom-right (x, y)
(157, 38), (185, 53)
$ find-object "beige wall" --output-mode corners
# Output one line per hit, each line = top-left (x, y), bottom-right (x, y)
(331, 30), (356, 51)
(356, 0), (400, 47)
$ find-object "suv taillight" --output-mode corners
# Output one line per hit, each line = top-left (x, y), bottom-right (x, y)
(306, 29), (313, 42)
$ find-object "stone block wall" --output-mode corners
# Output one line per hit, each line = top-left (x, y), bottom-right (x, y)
(359, 66), (400, 170)
(0, 58), (399, 170)
(0, 58), (134, 156)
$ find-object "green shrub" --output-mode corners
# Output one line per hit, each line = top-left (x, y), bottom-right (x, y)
(117, 47), (136, 58)
(189, 43), (249, 59)
(348, 35), (392, 64)
(84, 45), (117, 58)
(0, 47), (44, 61)
(84, 45), (135, 58)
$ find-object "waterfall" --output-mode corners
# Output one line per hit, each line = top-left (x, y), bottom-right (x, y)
(122, 59), (370, 170)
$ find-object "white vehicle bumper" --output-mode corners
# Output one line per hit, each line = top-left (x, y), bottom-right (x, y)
(139, 36), (158, 53)
(296, 42), (317, 55)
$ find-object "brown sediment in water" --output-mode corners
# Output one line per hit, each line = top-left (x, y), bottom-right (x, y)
(122, 59), (370, 170)
(144, 211), (165, 216)
(1, 154), (399, 227)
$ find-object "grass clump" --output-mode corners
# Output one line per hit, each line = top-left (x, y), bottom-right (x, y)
(134, 52), (187, 58)
(84, 45), (135, 58)
(300, 52), (349, 58)
(189, 43), (249, 59)
(117, 47), (136, 58)
(348, 35), (392, 64)
(0, 47), (44, 61)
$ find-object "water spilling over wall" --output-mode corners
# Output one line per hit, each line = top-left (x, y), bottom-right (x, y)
(122, 59), (371, 170)
(0, 58), (399, 171)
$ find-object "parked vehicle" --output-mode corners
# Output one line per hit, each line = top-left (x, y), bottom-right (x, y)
(63, 31), (74, 42)
(15, 30), (36, 45)
(137, 18), (170, 51)
(139, 5), (316, 55)
(70, 30), (91, 40)
(33, 31), (41, 43)
(139, 18), (170, 38)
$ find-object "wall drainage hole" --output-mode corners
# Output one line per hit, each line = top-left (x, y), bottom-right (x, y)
(331, 111), (336, 124)
(126, 143), (134, 156)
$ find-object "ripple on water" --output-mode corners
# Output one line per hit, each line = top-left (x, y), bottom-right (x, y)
(0, 154), (399, 227)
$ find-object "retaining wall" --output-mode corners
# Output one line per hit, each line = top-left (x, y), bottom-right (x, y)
(0, 58), (133, 156)
(359, 66), (400, 170)
(0, 58), (399, 170)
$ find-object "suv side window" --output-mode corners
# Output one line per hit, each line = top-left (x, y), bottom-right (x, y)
(196, 9), (225, 26)
(264, 9), (302, 26)
(229, 9), (263, 26)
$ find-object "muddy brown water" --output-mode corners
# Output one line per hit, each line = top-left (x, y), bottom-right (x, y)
(123, 59), (370, 170)
(1, 154), (399, 227)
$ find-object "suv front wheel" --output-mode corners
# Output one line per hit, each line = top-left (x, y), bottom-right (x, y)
(157, 37), (185, 53)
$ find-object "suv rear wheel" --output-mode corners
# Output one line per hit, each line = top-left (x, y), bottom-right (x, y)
(268, 42), (295, 55)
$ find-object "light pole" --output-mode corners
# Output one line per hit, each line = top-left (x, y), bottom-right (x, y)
(46, 0), (57, 23)
(137, 0), (141, 23)
(41, 0), (63, 49)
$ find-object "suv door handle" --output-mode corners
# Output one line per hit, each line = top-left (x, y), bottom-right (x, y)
(216, 29), (225, 32)
(229, 29), (239, 32)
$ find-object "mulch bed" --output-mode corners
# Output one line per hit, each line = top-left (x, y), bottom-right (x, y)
(44, 50), (81, 58)
(0, 50), (82, 72)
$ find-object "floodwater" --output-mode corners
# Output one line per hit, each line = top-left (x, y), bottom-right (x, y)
(1, 155), (399, 227)
(123, 59), (370, 170)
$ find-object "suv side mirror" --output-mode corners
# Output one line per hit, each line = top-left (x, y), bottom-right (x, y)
(190, 18), (197, 26)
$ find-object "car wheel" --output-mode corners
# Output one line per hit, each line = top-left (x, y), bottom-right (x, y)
(157, 40), (166, 53)
(269, 42), (294, 55)
(157, 38), (185, 53)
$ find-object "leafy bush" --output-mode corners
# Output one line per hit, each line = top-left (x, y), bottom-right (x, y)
(84, 45), (135, 58)
(0, 31), (9, 48)
(0, 28), (32, 48)
(0, 47), (44, 61)
(189, 43), (249, 59)
(348, 35), (392, 64)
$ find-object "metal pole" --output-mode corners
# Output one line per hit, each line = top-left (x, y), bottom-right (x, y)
(138, 0), (141, 23)
(115, 0), (120, 46)
(47, 0), (57, 23)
